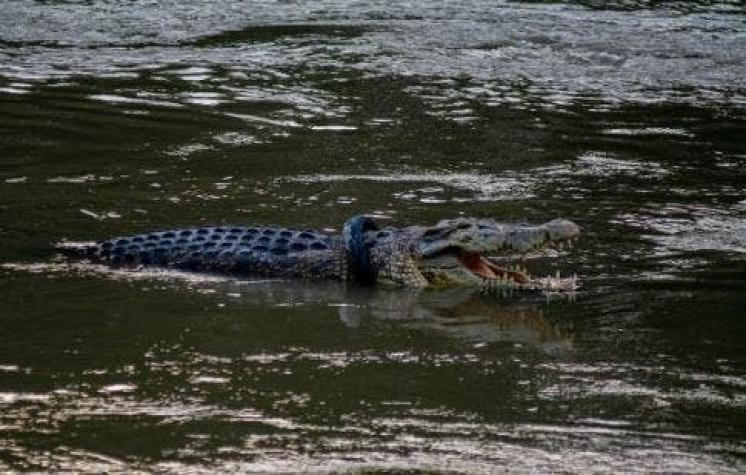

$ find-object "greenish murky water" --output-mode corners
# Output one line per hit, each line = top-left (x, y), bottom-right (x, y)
(1, 0), (745, 472)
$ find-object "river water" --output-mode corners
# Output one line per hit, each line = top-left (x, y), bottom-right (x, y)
(1, 0), (745, 472)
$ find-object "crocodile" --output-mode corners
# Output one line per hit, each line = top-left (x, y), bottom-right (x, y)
(63, 216), (580, 291)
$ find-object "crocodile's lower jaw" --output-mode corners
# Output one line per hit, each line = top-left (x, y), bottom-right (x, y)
(418, 251), (578, 292)
(480, 256), (578, 292)
(428, 253), (578, 292)
(482, 271), (579, 293)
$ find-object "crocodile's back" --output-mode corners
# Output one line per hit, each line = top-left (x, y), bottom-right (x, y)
(76, 225), (346, 280)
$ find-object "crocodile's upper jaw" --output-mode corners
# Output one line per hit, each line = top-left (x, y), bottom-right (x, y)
(413, 218), (580, 291)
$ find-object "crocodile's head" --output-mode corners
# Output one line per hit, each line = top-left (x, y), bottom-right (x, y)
(410, 217), (581, 291)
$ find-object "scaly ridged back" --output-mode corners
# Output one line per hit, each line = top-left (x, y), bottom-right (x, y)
(84, 225), (346, 280)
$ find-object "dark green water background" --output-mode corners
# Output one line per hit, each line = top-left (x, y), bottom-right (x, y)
(1, 0), (745, 472)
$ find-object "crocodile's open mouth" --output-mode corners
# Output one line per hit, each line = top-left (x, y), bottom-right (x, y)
(457, 246), (578, 290)
(458, 252), (577, 291)
(458, 253), (530, 282)
(420, 230), (579, 292)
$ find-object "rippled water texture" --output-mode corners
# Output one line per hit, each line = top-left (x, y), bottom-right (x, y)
(1, 0), (745, 472)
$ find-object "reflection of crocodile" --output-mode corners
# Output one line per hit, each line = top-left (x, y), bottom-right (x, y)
(64, 215), (580, 291)
(199, 282), (573, 350)
(339, 288), (573, 351)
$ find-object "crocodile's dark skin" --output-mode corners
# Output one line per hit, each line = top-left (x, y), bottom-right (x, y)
(81, 224), (350, 280)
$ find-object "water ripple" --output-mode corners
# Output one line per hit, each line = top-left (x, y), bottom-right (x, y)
(288, 172), (535, 202)
(614, 203), (746, 255)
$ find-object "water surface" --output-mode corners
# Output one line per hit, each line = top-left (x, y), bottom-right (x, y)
(1, 0), (745, 472)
